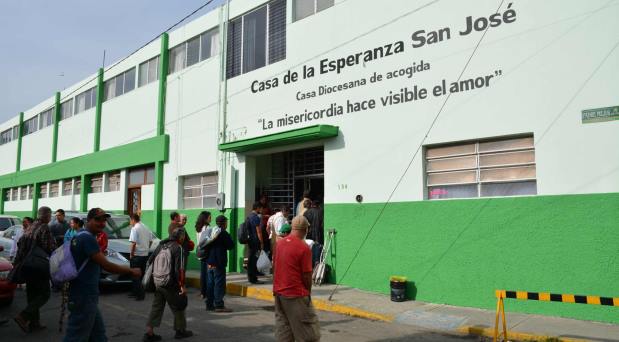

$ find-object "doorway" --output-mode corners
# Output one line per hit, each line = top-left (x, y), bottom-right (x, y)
(128, 187), (141, 217)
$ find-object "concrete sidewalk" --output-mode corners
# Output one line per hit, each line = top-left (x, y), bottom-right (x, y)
(186, 271), (619, 342)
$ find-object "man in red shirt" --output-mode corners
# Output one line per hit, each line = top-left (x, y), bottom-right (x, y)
(273, 216), (320, 342)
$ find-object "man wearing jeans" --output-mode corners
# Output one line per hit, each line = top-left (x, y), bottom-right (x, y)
(64, 208), (140, 342)
(205, 215), (234, 312)
(129, 214), (153, 301)
(273, 216), (320, 342)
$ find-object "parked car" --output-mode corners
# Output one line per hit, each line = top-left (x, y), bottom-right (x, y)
(0, 215), (21, 232)
(64, 212), (160, 284)
(0, 225), (23, 259)
(0, 255), (17, 306)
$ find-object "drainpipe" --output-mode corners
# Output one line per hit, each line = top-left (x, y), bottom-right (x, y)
(153, 32), (170, 238)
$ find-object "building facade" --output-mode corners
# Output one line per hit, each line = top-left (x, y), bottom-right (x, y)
(0, 0), (617, 324)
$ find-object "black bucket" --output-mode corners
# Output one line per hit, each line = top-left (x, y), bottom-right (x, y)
(390, 278), (407, 302)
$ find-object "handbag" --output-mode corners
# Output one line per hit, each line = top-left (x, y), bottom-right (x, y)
(22, 244), (51, 281)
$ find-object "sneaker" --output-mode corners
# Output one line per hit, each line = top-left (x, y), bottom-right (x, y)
(13, 315), (30, 333)
(214, 307), (233, 313)
(143, 333), (163, 342)
(174, 330), (194, 339)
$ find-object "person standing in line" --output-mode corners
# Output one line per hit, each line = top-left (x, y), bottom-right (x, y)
(11, 207), (56, 333)
(273, 216), (320, 342)
(64, 217), (84, 243)
(258, 193), (272, 257)
(194, 211), (212, 299)
(144, 228), (192, 341)
(295, 191), (311, 217)
(63, 208), (141, 342)
(247, 202), (264, 284)
(129, 214), (153, 301)
(49, 209), (70, 247)
(268, 207), (290, 264)
(10, 216), (32, 262)
(205, 215), (234, 312)
(169, 212), (193, 268)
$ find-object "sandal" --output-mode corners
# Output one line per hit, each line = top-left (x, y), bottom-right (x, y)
(13, 315), (30, 333)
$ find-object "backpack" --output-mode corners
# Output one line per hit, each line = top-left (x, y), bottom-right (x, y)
(152, 245), (173, 288)
(237, 218), (251, 244)
(49, 231), (89, 285)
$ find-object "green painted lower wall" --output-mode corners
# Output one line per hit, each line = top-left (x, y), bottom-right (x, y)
(324, 193), (619, 324)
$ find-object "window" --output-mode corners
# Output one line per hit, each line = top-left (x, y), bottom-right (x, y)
(0, 128), (13, 145)
(74, 179), (81, 195)
(294, 0), (333, 21)
(168, 28), (220, 75)
(75, 87), (97, 114)
(20, 186), (27, 200)
(39, 183), (48, 198)
(426, 136), (537, 200)
(128, 166), (155, 186)
(62, 179), (73, 196)
(23, 116), (38, 136)
(138, 56), (159, 87)
(91, 174), (103, 193)
(4, 189), (9, 201)
(50, 181), (59, 197)
(39, 109), (54, 129)
(227, 0), (286, 79)
(108, 171), (121, 191)
(183, 172), (218, 209)
(60, 99), (73, 121)
(11, 188), (18, 201)
(104, 68), (136, 101)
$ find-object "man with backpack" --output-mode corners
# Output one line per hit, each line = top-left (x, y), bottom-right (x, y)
(144, 227), (192, 341)
(64, 208), (141, 342)
(241, 202), (263, 284)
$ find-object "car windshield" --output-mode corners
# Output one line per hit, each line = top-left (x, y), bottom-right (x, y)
(0, 218), (12, 230)
(105, 217), (131, 239)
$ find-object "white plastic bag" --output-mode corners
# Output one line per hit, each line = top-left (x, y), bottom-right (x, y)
(256, 250), (271, 274)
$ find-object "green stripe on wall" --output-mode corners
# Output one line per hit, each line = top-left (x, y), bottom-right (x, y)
(325, 193), (619, 324)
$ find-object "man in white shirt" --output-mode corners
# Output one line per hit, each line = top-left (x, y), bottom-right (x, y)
(268, 206), (291, 261)
(129, 214), (153, 301)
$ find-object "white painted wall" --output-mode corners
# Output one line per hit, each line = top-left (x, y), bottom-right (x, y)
(0, 142), (18, 176)
(141, 184), (155, 211)
(88, 190), (124, 211)
(39, 195), (80, 212)
(223, 0), (619, 203)
(4, 199), (31, 212)
(57, 109), (96, 161)
(20, 126), (53, 170)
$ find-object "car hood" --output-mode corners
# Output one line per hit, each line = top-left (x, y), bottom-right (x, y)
(107, 238), (160, 254)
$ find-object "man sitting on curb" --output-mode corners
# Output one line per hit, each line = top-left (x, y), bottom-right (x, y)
(273, 216), (320, 342)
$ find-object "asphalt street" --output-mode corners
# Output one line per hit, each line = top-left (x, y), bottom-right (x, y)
(0, 285), (487, 341)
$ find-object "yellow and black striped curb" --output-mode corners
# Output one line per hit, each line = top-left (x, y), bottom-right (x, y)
(496, 290), (619, 306)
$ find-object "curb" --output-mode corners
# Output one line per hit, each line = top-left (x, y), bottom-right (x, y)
(187, 276), (591, 342)
(186, 276), (393, 322)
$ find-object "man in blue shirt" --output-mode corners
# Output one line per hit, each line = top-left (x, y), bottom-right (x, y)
(247, 202), (263, 284)
(205, 215), (235, 312)
(64, 208), (141, 342)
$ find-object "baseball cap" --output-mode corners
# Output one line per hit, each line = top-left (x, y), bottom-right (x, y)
(87, 208), (111, 221)
(279, 223), (291, 234)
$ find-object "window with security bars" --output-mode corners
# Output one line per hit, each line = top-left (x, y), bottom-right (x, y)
(39, 183), (48, 198)
(108, 171), (121, 191)
(38, 109), (54, 129)
(50, 181), (59, 197)
(226, 0), (286, 79)
(138, 56), (159, 87)
(75, 87), (97, 114)
(60, 99), (73, 121)
(74, 179), (81, 195)
(11, 188), (17, 201)
(104, 68), (136, 101)
(91, 174), (103, 193)
(23, 116), (38, 136)
(426, 136), (537, 200)
(0, 128), (13, 145)
(183, 172), (218, 209)
(19, 186), (27, 200)
(4, 189), (10, 201)
(294, 0), (334, 21)
(62, 179), (73, 196)
(168, 28), (220, 75)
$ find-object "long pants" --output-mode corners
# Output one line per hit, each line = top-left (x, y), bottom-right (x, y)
(64, 294), (107, 342)
(274, 295), (320, 342)
(200, 261), (208, 297)
(130, 256), (148, 299)
(21, 278), (50, 324)
(147, 287), (186, 331)
(247, 247), (259, 283)
(206, 266), (226, 309)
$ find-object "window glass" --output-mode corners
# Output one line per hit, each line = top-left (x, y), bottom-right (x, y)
(11, 188), (18, 201)
(226, 18), (242, 79)
(294, 0), (315, 21)
(428, 184), (478, 200)
(91, 175), (103, 193)
(60, 99), (73, 120)
(39, 109), (54, 129)
(183, 172), (218, 209)
(50, 181), (59, 197)
(104, 79), (116, 101)
(169, 44), (186, 74)
(108, 172), (121, 191)
(74, 179), (81, 195)
(186, 36), (200, 67)
(129, 169), (144, 186)
(40, 184), (48, 198)
(269, 0), (287, 64)
(114, 74), (125, 97)
(24, 117), (38, 135)
(481, 181), (537, 197)
(200, 29), (219, 61)
(62, 179), (73, 196)
(242, 6), (267, 74)
(20, 187), (27, 200)
(316, 0), (334, 12)
(124, 68), (136, 93)
(148, 57), (159, 83)
(145, 167), (155, 184)
(0, 128), (12, 145)
(138, 60), (149, 87)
